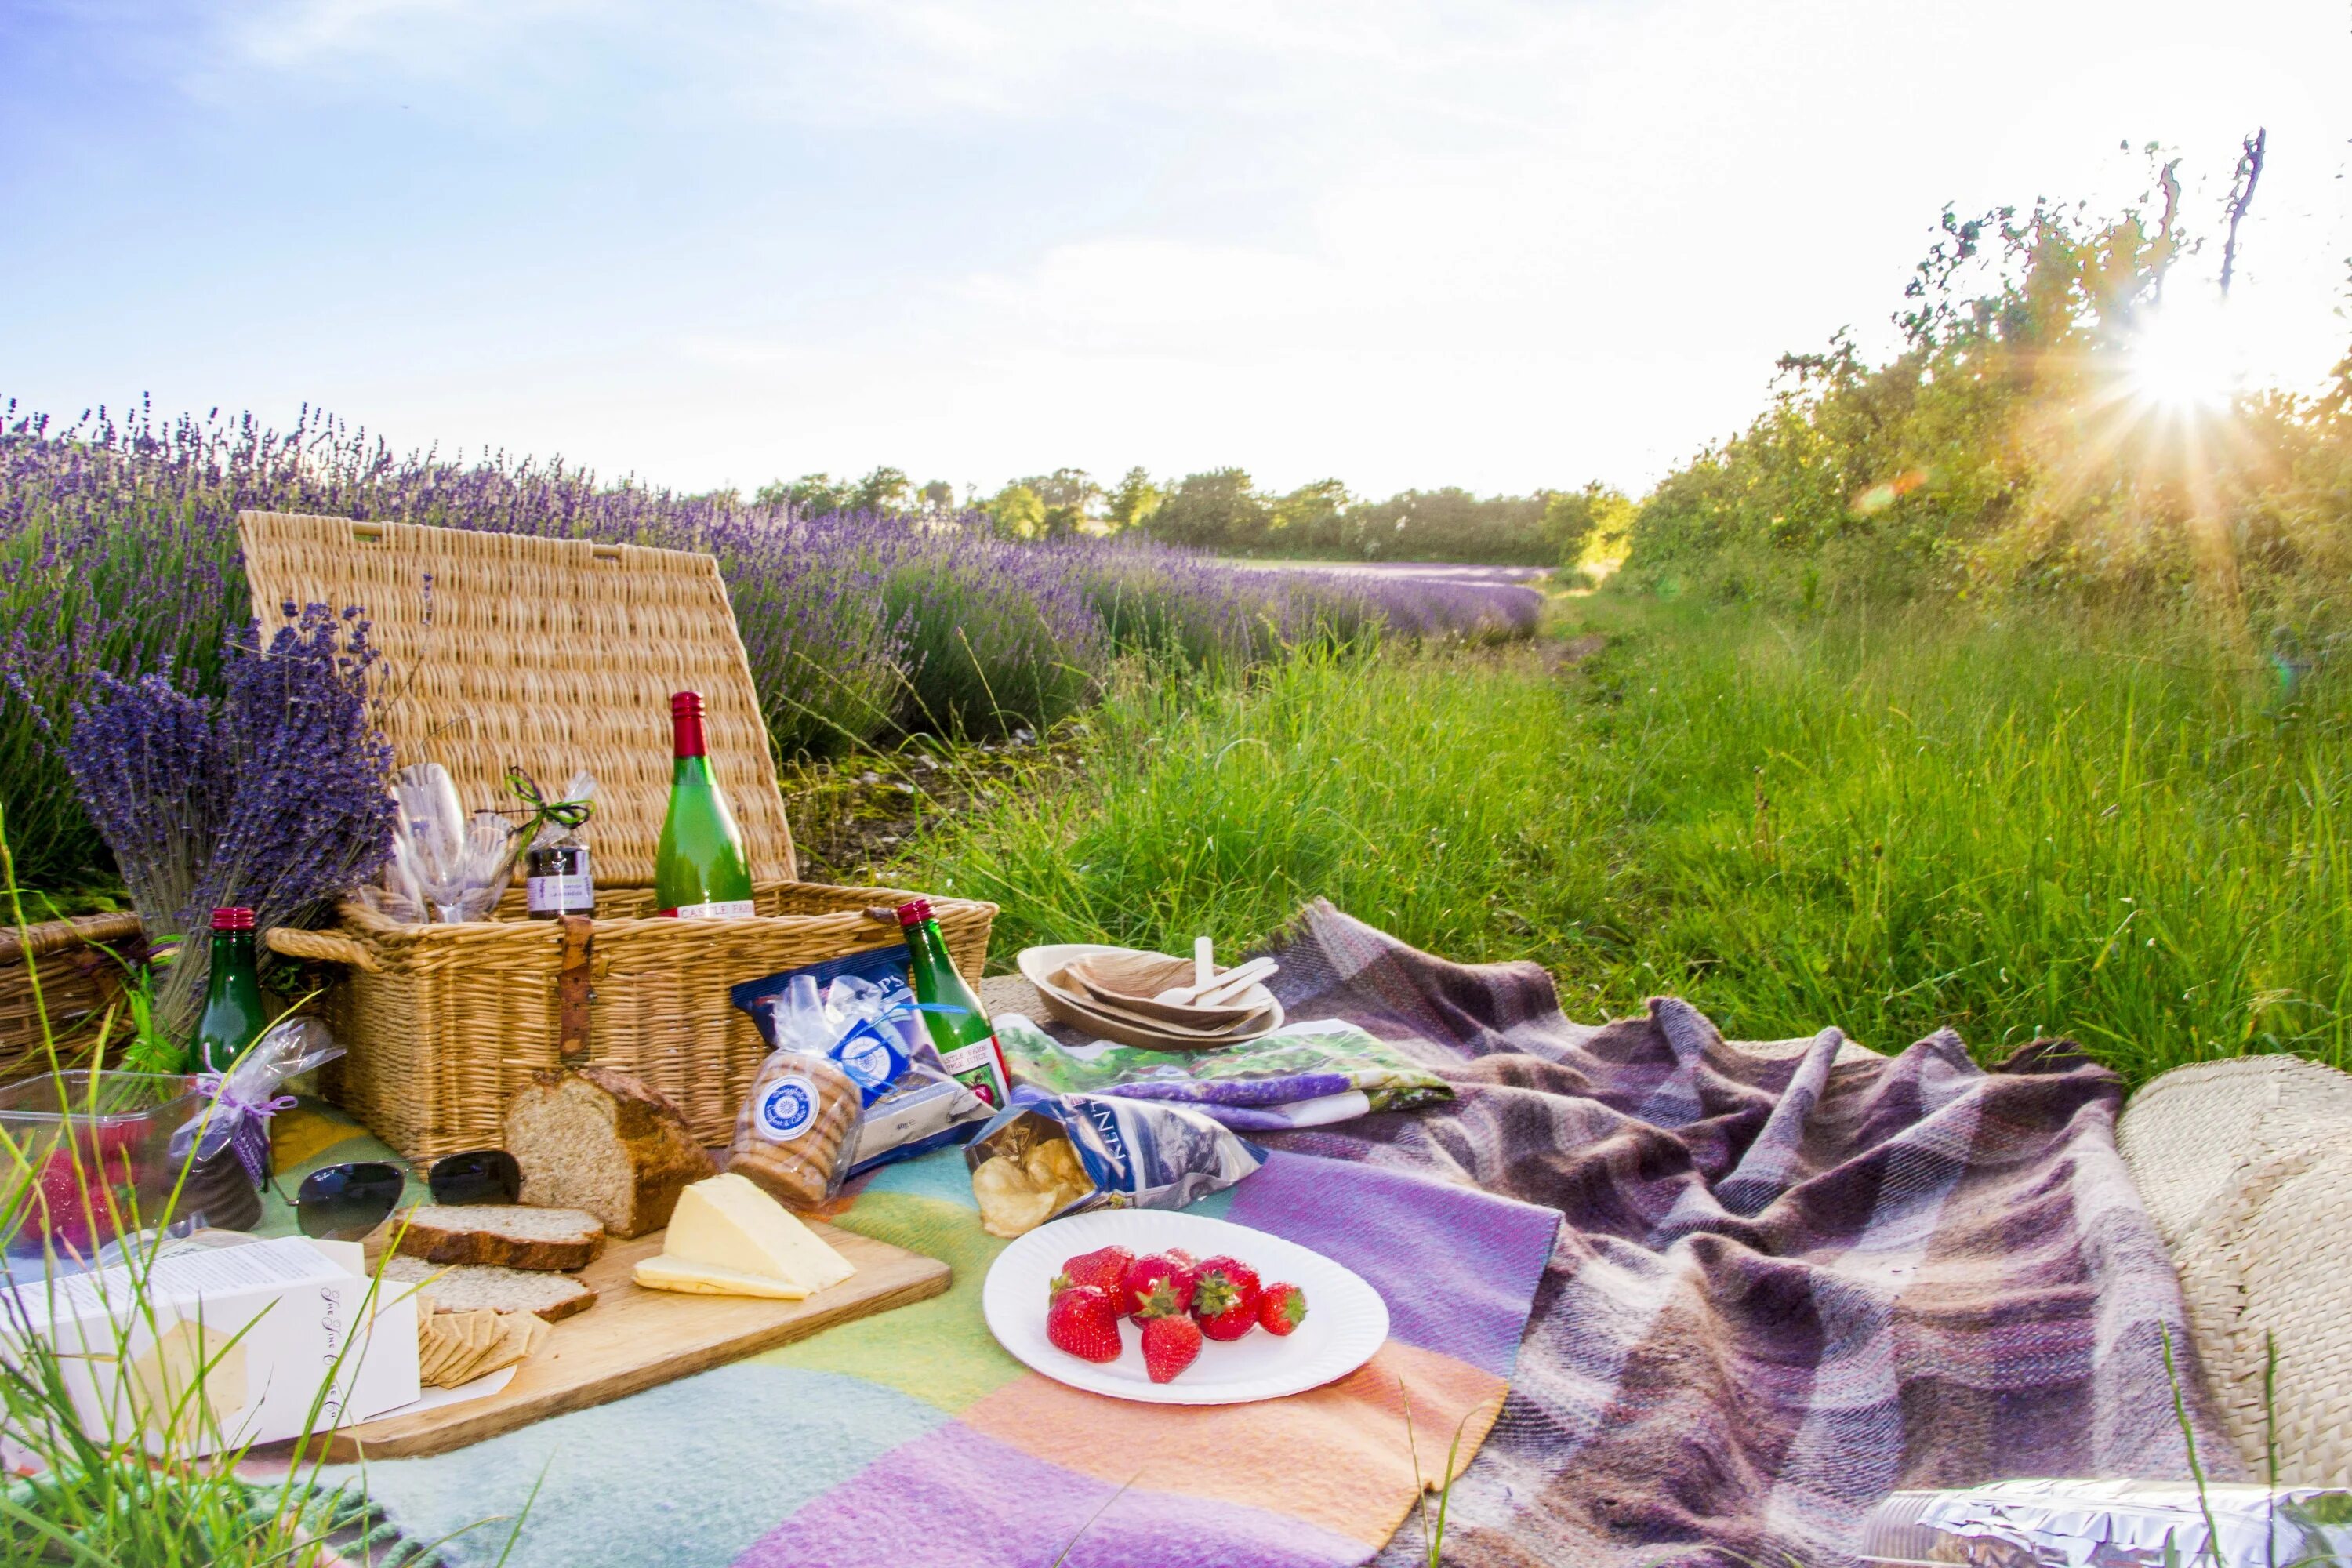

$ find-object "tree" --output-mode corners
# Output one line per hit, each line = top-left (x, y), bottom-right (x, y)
(1105, 467), (1163, 533)
(852, 466), (913, 516)
(919, 479), (956, 515)
(1149, 469), (1269, 552)
(754, 473), (854, 516)
(1271, 479), (1349, 550)
(1348, 488), (1551, 564)
(1011, 468), (1102, 536)
(984, 482), (1047, 539)
(1542, 482), (1634, 567)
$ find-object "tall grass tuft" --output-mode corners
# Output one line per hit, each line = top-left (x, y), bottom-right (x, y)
(0, 807), (522, 1566)
(910, 597), (2350, 1084)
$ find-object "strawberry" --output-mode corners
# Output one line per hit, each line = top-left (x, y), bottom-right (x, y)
(1134, 1279), (1202, 1383)
(1061, 1245), (1138, 1315)
(1120, 1250), (1199, 1320)
(1189, 1255), (1261, 1341)
(1258, 1281), (1308, 1336)
(1044, 1283), (1125, 1365)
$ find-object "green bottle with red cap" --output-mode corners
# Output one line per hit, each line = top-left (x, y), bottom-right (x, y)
(655, 690), (757, 919)
(188, 906), (268, 1074)
(898, 899), (1011, 1109)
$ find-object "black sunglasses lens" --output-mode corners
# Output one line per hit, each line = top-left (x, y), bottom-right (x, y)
(296, 1163), (406, 1241)
(428, 1149), (521, 1206)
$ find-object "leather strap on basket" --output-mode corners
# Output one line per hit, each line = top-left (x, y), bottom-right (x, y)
(557, 915), (594, 1065)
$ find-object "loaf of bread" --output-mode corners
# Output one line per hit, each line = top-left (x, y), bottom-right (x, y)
(728, 1052), (861, 1210)
(380, 1256), (597, 1322)
(393, 1203), (606, 1271)
(505, 1066), (717, 1239)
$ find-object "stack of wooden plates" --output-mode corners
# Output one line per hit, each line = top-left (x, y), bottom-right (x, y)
(1014, 943), (1284, 1052)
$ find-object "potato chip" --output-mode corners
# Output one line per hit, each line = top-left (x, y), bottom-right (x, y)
(1024, 1136), (1085, 1192)
(971, 1155), (1060, 1238)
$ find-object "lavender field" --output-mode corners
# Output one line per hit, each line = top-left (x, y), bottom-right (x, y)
(0, 400), (1537, 887)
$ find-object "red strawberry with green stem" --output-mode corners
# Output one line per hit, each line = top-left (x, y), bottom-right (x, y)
(1258, 1281), (1308, 1336)
(1120, 1251), (1198, 1321)
(1134, 1279), (1202, 1383)
(1045, 1283), (1125, 1365)
(1060, 1245), (1138, 1315)
(1189, 1255), (1261, 1341)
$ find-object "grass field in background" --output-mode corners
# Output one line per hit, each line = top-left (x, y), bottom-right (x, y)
(906, 592), (2350, 1085)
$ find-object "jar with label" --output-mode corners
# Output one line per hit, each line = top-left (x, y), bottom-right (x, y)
(508, 767), (599, 920)
(524, 831), (596, 920)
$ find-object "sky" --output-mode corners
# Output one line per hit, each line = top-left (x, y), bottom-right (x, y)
(3, 0), (2349, 502)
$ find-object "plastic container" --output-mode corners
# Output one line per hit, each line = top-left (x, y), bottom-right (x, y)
(1857, 1479), (2352, 1568)
(0, 1072), (202, 1260)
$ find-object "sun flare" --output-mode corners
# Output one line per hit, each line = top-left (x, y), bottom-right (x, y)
(2123, 303), (2241, 410)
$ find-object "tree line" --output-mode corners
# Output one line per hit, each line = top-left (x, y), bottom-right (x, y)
(746, 466), (1631, 568)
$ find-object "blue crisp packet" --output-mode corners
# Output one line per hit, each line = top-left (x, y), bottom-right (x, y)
(731, 946), (929, 1060)
(962, 1090), (1265, 1234)
(829, 1018), (910, 1106)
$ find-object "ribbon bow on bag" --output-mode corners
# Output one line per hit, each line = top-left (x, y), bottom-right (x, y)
(505, 767), (597, 848)
(170, 1018), (346, 1185)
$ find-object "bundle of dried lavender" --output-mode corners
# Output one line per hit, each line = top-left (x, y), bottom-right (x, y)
(64, 603), (396, 1037)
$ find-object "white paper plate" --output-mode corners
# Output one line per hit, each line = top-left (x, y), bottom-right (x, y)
(982, 1209), (1388, 1405)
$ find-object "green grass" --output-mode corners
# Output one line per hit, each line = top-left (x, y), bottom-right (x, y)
(903, 593), (2351, 1083)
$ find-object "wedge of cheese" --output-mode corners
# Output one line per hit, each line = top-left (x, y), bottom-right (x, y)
(633, 1173), (855, 1300)
(632, 1255), (808, 1299)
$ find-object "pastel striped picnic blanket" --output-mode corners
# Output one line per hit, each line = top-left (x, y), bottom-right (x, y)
(266, 895), (2228, 1566)
(260, 1107), (1557, 1566)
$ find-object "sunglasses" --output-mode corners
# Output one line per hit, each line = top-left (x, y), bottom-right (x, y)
(292, 1148), (522, 1242)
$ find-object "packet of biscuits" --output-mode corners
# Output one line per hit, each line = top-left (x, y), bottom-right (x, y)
(964, 1092), (1265, 1240)
(730, 975), (866, 1210)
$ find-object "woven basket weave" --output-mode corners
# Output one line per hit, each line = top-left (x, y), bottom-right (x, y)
(239, 510), (995, 1160)
(0, 913), (146, 1074)
(2118, 1054), (2352, 1484)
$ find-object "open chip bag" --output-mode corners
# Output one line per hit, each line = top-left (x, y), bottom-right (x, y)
(964, 1090), (1265, 1238)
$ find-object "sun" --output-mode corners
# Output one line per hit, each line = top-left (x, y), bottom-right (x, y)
(2122, 302), (2241, 411)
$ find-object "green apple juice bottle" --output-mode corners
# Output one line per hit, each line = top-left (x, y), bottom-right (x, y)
(897, 899), (1011, 1109)
(654, 691), (757, 919)
(189, 906), (269, 1074)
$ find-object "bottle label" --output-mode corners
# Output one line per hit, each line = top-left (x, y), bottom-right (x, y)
(753, 1074), (820, 1142)
(659, 900), (757, 919)
(527, 874), (594, 913)
(939, 1035), (1009, 1108)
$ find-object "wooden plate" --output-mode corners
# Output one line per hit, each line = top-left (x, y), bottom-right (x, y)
(305, 1222), (948, 1460)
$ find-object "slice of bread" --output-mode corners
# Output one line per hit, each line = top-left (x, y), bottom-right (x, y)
(506, 1066), (716, 1240)
(393, 1203), (606, 1272)
(381, 1256), (597, 1322)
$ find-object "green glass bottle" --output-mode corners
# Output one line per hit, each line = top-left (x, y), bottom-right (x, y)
(654, 691), (757, 918)
(189, 906), (268, 1074)
(898, 899), (1011, 1109)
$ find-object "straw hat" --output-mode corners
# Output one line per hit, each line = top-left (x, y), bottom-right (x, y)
(2118, 1054), (2352, 1483)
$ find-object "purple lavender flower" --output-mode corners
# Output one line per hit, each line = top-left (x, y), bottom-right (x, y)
(63, 604), (395, 1036)
(4, 397), (1535, 889)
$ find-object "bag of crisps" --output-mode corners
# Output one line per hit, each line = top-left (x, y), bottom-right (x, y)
(964, 1092), (1265, 1240)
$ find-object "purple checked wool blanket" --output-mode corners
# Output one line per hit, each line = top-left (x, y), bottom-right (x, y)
(1254, 902), (2234, 1568)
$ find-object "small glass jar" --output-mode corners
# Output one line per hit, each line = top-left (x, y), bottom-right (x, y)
(524, 832), (596, 920)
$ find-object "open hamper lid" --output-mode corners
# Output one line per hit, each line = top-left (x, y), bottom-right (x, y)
(237, 510), (797, 887)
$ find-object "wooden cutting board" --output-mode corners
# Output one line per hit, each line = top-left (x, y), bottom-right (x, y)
(315, 1221), (948, 1461)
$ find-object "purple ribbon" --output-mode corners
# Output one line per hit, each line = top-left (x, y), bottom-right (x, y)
(195, 1073), (298, 1185)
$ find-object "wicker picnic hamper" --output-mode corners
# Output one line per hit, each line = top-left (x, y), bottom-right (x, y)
(238, 510), (995, 1160)
(0, 913), (146, 1074)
